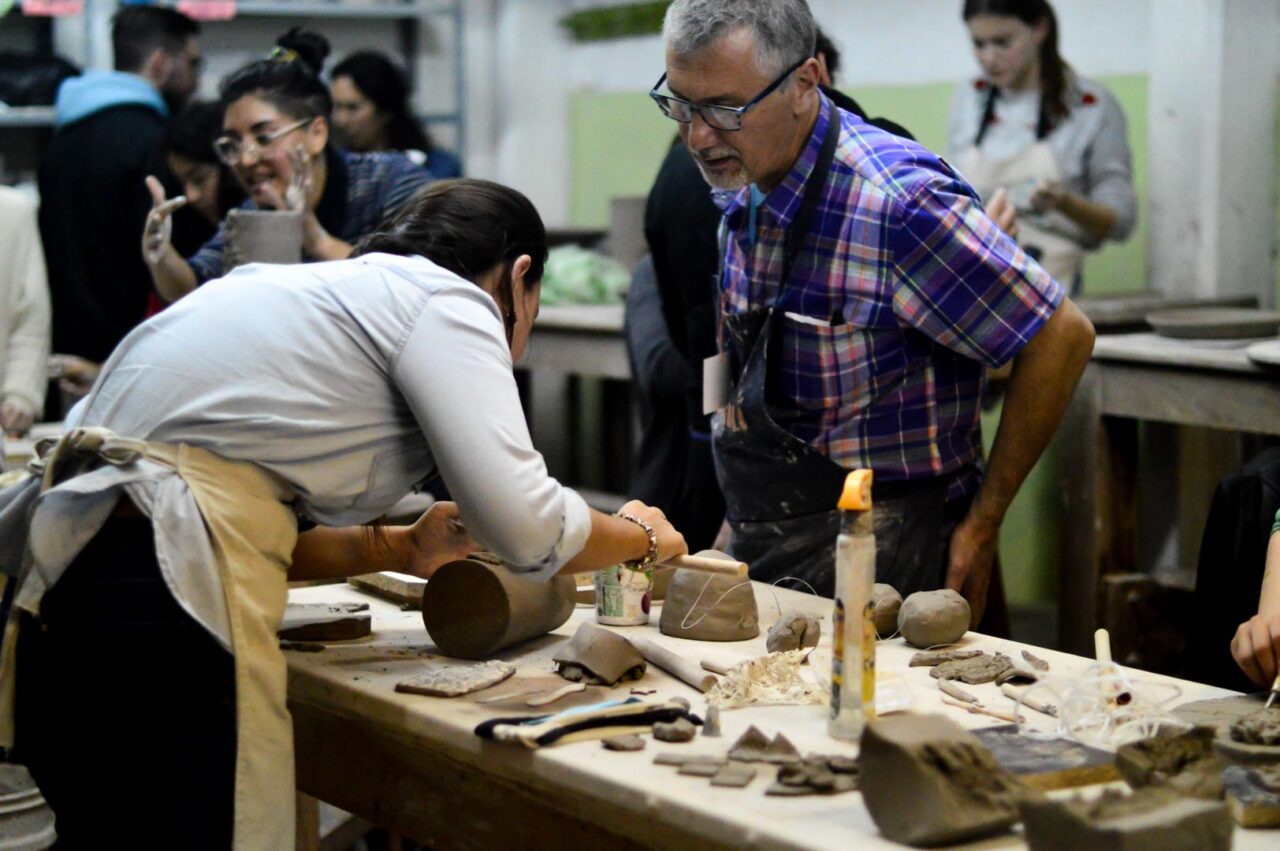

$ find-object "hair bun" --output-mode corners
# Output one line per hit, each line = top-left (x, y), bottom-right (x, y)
(276, 27), (330, 77)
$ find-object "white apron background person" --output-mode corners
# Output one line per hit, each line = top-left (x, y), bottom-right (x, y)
(949, 0), (1137, 294)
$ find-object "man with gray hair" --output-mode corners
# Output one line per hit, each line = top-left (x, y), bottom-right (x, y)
(652, 0), (1095, 624)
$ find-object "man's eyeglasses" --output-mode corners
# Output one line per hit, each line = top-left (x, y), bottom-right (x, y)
(649, 57), (807, 132)
(213, 117), (315, 167)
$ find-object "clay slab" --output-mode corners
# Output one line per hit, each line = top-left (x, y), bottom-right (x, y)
(553, 622), (647, 686)
(930, 652), (1014, 684)
(395, 660), (516, 697)
(1019, 787), (1232, 851)
(1223, 764), (1280, 827)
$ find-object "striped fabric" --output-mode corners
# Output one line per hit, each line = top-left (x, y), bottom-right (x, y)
(715, 94), (1064, 499)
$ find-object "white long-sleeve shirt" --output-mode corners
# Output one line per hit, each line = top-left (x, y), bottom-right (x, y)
(69, 251), (591, 574)
(0, 253), (592, 648)
(0, 187), (51, 416)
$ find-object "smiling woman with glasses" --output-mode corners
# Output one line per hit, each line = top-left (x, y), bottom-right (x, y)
(141, 28), (431, 305)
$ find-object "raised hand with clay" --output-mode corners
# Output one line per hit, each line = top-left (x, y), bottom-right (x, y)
(141, 175), (188, 268)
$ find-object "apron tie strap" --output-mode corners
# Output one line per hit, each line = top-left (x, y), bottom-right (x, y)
(31, 427), (147, 490)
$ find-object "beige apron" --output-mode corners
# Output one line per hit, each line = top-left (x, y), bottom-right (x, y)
(957, 141), (1084, 285)
(0, 431), (299, 851)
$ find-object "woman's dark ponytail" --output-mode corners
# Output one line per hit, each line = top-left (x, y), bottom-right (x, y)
(220, 27), (334, 120)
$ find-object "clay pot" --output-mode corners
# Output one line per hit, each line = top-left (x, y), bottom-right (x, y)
(421, 558), (576, 660)
(223, 208), (303, 271)
(659, 550), (758, 642)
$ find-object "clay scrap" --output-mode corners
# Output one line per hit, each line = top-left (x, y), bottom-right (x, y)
(1115, 726), (1223, 800)
(553, 622), (647, 686)
(659, 554), (759, 641)
(766, 755), (860, 797)
(1019, 787), (1232, 851)
(1230, 709), (1280, 746)
(1022, 650), (1050, 671)
(872, 583), (903, 637)
(678, 760), (724, 777)
(421, 558), (576, 659)
(765, 611), (821, 654)
(727, 725), (802, 765)
(395, 660), (516, 697)
(710, 765), (757, 788)
(278, 602), (371, 642)
(653, 718), (697, 743)
(897, 589), (971, 648)
(601, 734), (646, 752)
(702, 704), (721, 737)
(930, 652), (1015, 685)
(909, 648), (982, 667)
(995, 664), (1041, 686)
(860, 713), (1028, 847)
(1223, 764), (1280, 828)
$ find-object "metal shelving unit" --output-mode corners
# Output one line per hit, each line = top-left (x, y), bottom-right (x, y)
(0, 106), (57, 128)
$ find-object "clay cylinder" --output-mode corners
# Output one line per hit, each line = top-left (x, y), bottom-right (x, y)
(224, 208), (303, 271)
(421, 559), (576, 660)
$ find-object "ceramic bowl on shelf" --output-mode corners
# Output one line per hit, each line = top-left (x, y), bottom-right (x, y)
(1146, 307), (1280, 340)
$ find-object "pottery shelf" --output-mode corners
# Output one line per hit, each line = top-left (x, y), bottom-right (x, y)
(158, 0), (457, 20)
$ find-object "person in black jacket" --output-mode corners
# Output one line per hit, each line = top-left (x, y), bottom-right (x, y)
(628, 25), (917, 552)
(38, 6), (200, 370)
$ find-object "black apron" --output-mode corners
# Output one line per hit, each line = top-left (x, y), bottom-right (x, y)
(711, 108), (955, 599)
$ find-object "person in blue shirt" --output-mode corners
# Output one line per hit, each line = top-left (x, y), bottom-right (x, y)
(143, 29), (431, 304)
(331, 50), (464, 181)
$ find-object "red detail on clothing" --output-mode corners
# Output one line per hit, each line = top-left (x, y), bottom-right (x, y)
(145, 291), (169, 319)
(1081, 92), (1097, 106)
(974, 79), (988, 90)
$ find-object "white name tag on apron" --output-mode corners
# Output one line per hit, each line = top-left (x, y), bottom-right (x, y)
(703, 354), (730, 415)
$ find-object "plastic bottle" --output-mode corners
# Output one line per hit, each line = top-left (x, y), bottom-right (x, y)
(828, 468), (877, 741)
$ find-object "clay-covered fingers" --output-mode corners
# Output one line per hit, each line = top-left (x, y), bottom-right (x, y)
(284, 145), (312, 211)
(619, 499), (687, 563)
(141, 175), (186, 266)
(1231, 615), (1280, 686)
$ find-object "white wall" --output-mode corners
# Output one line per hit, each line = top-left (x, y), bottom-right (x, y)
(466, 0), (1154, 226)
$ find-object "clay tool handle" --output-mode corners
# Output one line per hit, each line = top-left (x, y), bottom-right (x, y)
(941, 695), (1023, 724)
(629, 635), (719, 693)
(660, 554), (749, 578)
(1266, 672), (1280, 710)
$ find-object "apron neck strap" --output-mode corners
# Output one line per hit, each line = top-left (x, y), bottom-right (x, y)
(780, 103), (842, 296)
(974, 84), (1054, 147)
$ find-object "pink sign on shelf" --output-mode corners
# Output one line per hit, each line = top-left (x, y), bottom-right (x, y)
(176, 0), (237, 21)
(21, 0), (85, 16)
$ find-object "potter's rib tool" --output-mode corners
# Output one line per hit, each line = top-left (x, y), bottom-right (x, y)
(527, 682), (586, 707)
(660, 553), (749, 578)
(1266, 672), (1280, 710)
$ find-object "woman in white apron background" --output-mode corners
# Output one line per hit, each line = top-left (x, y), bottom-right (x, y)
(948, 0), (1137, 292)
(0, 179), (686, 849)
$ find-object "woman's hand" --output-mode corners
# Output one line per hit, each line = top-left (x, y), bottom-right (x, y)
(258, 145), (350, 259)
(618, 499), (688, 563)
(986, 187), (1021, 242)
(1232, 611), (1280, 687)
(401, 501), (477, 579)
(0, 399), (34, 436)
(1030, 179), (1069, 214)
(49, 354), (101, 401)
(142, 176), (188, 267)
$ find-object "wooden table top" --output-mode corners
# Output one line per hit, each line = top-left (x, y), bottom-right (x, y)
(286, 581), (1266, 850)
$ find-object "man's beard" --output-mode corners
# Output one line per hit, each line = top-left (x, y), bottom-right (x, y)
(692, 150), (748, 191)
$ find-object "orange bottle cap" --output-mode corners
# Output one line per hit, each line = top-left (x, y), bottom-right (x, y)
(838, 469), (873, 511)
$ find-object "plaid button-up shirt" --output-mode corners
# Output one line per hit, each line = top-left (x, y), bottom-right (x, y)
(715, 94), (1063, 500)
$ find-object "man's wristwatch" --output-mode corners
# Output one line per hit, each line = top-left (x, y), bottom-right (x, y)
(616, 511), (659, 571)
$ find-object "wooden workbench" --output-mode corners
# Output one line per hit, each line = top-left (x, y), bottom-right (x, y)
(1058, 333), (1280, 659)
(287, 581), (1268, 850)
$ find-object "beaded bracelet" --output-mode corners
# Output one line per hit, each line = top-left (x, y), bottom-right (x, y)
(616, 511), (658, 572)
